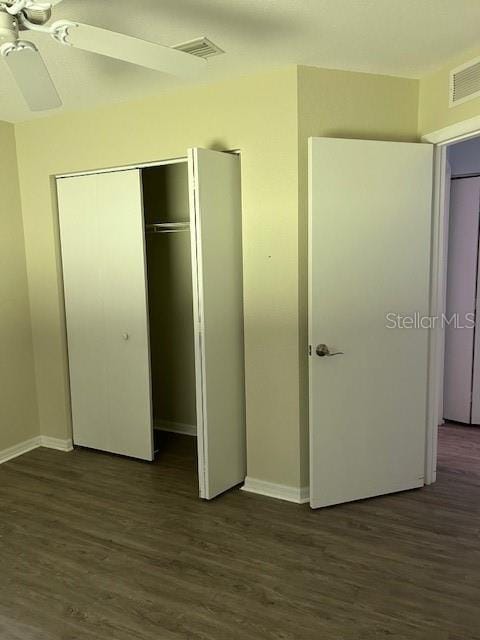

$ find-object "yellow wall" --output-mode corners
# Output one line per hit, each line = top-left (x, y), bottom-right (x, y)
(0, 121), (38, 451)
(419, 45), (480, 135)
(12, 64), (421, 488)
(297, 66), (420, 484)
(14, 67), (302, 487)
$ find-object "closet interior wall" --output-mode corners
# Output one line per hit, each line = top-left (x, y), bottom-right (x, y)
(142, 163), (197, 435)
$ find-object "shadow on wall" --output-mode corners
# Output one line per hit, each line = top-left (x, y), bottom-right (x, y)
(319, 131), (420, 143)
(208, 140), (232, 152)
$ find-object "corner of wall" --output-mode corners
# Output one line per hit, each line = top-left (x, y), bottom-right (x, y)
(418, 46), (480, 137)
(296, 65), (421, 489)
(12, 123), (41, 436)
(0, 121), (40, 454)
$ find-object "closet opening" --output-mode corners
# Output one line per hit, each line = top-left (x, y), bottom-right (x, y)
(57, 147), (246, 500)
(142, 162), (198, 476)
(438, 135), (480, 480)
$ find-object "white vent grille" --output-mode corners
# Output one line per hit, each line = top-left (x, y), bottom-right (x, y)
(450, 56), (480, 107)
(174, 37), (224, 59)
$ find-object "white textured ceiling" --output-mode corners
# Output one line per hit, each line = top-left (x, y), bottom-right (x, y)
(2, 0), (480, 122)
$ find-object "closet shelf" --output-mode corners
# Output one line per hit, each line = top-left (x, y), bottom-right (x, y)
(146, 221), (190, 234)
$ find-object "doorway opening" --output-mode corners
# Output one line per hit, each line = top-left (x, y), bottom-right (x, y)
(142, 161), (198, 487)
(56, 149), (246, 501)
(428, 132), (480, 484)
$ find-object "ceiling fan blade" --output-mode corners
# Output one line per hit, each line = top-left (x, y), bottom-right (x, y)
(1, 42), (61, 111)
(61, 22), (207, 77)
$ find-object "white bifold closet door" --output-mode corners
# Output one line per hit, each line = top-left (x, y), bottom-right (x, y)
(57, 150), (245, 498)
(444, 177), (480, 424)
(188, 148), (246, 499)
(57, 170), (153, 460)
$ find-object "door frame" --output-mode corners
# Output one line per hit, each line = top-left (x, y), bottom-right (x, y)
(423, 116), (480, 484)
(55, 149), (243, 498)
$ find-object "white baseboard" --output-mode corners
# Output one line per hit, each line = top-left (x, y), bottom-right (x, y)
(154, 420), (197, 437)
(0, 435), (73, 465)
(242, 477), (310, 504)
(0, 437), (41, 465)
(39, 436), (73, 452)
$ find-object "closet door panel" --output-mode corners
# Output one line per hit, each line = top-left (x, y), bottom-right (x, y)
(189, 148), (246, 499)
(57, 170), (153, 460)
(444, 177), (480, 424)
(97, 171), (153, 458)
(57, 175), (109, 451)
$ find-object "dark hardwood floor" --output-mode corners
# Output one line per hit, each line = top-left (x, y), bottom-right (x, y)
(1, 426), (480, 639)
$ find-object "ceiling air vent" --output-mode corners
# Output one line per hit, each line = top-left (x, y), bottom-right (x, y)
(450, 56), (480, 107)
(174, 37), (224, 59)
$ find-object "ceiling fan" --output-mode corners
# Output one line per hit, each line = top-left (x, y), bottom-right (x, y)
(0, 0), (207, 112)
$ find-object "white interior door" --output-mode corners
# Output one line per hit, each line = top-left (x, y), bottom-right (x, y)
(188, 148), (246, 499)
(309, 137), (433, 509)
(444, 177), (480, 424)
(57, 170), (153, 460)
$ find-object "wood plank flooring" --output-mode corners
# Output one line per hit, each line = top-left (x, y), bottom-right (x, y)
(1, 426), (479, 639)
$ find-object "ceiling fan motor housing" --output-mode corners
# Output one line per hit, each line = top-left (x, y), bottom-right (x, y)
(0, 2), (209, 112)
(0, 11), (18, 43)
(23, 6), (52, 26)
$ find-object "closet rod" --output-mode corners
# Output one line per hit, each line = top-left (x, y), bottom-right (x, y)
(146, 229), (189, 234)
(145, 222), (190, 235)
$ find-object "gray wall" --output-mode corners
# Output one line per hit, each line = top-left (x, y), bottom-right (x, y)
(448, 137), (480, 176)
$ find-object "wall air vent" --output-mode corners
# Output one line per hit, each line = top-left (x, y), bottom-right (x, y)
(174, 37), (224, 59)
(450, 56), (480, 107)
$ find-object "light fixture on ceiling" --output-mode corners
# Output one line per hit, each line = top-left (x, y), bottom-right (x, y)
(0, 0), (219, 112)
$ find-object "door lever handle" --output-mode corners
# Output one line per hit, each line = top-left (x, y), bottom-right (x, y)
(316, 344), (343, 357)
